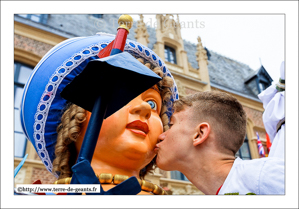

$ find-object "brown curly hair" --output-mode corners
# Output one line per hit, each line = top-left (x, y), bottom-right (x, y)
(53, 57), (174, 179)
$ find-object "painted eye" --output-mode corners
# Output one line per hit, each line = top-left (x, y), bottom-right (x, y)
(147, 100), (157, 110)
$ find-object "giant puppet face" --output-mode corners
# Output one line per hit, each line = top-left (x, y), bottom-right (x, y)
(74, 85), (162, 176)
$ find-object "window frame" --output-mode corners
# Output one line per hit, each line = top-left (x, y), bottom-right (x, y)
(14, 61), (33, 158)
(236, 135), (252, 160)
(91, 14), (103, 18)
(17, 14), (48, 24)
(256, 75), (271, 94)
(258, 80), (269, 93)
(171, 170), (188, 181)
(164, 45), (177, 64)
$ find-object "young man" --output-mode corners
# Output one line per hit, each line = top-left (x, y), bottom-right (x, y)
(155, 63), (285, 195)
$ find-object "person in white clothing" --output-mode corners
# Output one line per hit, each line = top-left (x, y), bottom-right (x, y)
(155, 62), (285, 195)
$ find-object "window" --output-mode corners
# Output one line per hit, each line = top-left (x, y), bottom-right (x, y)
(171, 171), (188, 181)
(258, 81), (269, 93)
(14, 61), (33, 157)
(236, 135), (251, 160)
(91, 14), (103, 18)
(258, 83), (264, 92)
(17, 14), (48, 24)
(164, 45), (177, 64)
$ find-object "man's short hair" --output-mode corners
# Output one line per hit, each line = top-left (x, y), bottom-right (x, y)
(173, 91), (247, 155)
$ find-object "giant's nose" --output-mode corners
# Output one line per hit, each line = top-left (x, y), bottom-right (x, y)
(129, 98), (152, 120)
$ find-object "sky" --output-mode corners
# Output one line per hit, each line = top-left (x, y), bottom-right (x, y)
(131, 14), (284, 83)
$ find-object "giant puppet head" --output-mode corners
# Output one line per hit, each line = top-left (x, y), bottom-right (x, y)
(20, 16), (179, 195)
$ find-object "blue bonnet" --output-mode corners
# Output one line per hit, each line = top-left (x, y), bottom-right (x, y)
(20, 32), (179, 176)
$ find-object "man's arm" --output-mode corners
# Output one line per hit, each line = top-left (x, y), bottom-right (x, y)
(259, 157), (285, 194)
(258, 61), (285, 160)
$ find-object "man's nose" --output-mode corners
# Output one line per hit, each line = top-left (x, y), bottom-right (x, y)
(158, 131), (166, 142)
(129, 99), (151, 120)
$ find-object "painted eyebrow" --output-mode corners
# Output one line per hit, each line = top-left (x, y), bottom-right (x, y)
(150, 85), (160, 93)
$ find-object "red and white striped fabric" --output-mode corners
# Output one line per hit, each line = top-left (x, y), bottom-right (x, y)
(256, 132), (265, 157)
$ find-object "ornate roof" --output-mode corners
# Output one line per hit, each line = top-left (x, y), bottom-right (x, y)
(15, 14), (272, 99)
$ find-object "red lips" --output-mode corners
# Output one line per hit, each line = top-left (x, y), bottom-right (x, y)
(126, 120), (149, 137)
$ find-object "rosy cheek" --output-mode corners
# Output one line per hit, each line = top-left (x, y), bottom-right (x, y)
(149, 117), (163, 143)
(153, 114), (163, 131)
(99, 107), (128, 139)
(159, 118), (163, 130)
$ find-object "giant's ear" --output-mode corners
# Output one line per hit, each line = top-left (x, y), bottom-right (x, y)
(193, 122), (210, 147)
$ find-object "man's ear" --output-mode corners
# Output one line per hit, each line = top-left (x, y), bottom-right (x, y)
(193, 122), (210, 147)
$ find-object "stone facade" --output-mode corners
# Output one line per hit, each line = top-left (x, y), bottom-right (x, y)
(134, 15), (150, 47)
(243, 106), (264, 129)
(31, 167), (57, 184)
(185, 87), (200, 95)
(14, 34), (53, 57)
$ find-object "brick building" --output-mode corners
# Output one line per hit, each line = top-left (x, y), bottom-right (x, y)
(14, 14), (273, 195)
